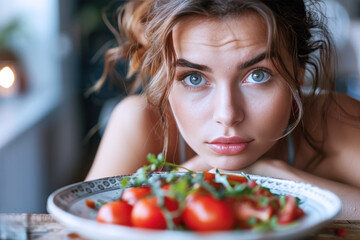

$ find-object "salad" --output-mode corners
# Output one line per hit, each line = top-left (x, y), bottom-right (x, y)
(86, 154), (304, 231)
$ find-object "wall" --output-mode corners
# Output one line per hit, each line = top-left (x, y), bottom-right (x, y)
(0, 0), (82, 213)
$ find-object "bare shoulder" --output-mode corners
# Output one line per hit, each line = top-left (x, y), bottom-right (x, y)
(112, 95), (160, 129)
(326, 93), (360, 135)
(326, 94), (360, 187)
(330, 93), (360, 118)
(304, 93), (360, 187)
(303, 93), (360, 134)
(86, 95), (164, 180)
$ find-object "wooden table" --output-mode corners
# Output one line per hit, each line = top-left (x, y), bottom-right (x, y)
(0, 214), (359, 240)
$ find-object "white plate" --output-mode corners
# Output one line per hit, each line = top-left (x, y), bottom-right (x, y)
(47, 173), (341, 240)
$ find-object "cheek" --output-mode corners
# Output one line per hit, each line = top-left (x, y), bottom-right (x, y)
(168, 88), (203, 134)
(248, 89), (292, 139)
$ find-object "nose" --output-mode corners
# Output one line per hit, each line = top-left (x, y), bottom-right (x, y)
(212, 84), (244, 127)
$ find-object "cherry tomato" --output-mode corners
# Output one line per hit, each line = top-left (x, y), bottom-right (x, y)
(247, 180), (258, 188)
(183, 194), (235, 231)
(161, 183), (171, 191)
(202, 172), (247, 188)
(227, 174), (248, 184)
(254, 187), (273, 197)
(131, 196), (180, 229)
(278, 195), (298, 224)
(122, 186), (151, 205)
(202, 172), (222, 188)
(85, 199), (96, 209)
(96, 200), (133, 226)
(295, 206), (305, 219)
(233, 200), (273, 222)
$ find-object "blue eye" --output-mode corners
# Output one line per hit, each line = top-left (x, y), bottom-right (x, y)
(245, 69), (271, 83)
(183, 73), (206, 87)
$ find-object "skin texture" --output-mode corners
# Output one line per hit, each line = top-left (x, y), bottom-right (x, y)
(86, 14), (360, 219)
(169, 15), (292, 170)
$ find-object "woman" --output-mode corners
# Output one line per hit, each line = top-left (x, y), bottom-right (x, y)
(86, 0), (360, 219)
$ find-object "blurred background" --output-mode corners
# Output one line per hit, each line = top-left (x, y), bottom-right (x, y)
(0, 0), (359, 213)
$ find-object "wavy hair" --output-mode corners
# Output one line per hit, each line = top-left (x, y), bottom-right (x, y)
(96, 0), (338, 169)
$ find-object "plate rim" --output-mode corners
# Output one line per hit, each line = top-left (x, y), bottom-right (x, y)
(47, 173), (342, 240)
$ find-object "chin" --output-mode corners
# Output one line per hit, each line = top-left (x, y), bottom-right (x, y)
(207, 156), (253, 171)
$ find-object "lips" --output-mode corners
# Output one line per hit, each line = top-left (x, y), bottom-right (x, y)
(207, 136), (253, 155)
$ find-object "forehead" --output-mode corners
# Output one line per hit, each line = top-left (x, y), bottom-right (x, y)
(172, 13), (268, 54)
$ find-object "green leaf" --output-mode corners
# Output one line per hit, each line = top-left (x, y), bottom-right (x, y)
(247, 217), (258, 226)
(191, 172), (204, 184)
(134, 167), (149, 185)
(269, 216), (279, 228)
(162, 208), (175, 230)
(202, 181), (224, 199)
(149, 176), (164, 206)
(259, 197), (270, 207)
(157, 153), (165, 163)
(165, 171), (177, 183)
(147, 153), (157, 163)
(120, 176), (131, 188)
(279, 195), (286, 209)
(169, 176), (190, 200)
(241, 172), (251, 181)
(215, 169), (233, 191)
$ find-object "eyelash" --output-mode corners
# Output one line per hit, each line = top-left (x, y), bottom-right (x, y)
(176, 71), (209, 89)
(175, 67), (273, 89)
(243, 68), (273, 84)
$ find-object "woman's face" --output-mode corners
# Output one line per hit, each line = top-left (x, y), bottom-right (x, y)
(168, 14), (293, 170)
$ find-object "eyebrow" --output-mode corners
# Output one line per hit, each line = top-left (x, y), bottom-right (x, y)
(239, 52), (267, 69)
(176, 52), (267, 72)
(176, 59), (211, 72)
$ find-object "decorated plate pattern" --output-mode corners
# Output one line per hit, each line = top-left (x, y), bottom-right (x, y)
(47, 173), (341, 240)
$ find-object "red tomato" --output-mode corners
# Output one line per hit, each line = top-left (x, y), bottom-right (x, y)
(247, 180), (258, 188)
(131, 196), (180, 229)
(85, 199), (96, 209)
(202, 171), (216, 182)
(182, 194), (235, 231)
(254, 187), (273, 197)
(96, 200), (133, 226)
(161, 183), (171, 191)
(227, 174), (248, 184)
(202, 172), (247, 188)
(202, 172), (222, 188)
(233, 199), (273, 223)
(203, 172), (247, 184)
(295, 206), (305, 219)
(278, 195), (298, 224)
(122, 186), (151, 205)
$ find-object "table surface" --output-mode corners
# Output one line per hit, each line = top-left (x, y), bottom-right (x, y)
(0, 214), (359, 240)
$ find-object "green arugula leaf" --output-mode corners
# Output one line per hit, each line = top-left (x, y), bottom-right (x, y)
(134, 167), (149, 185)
(247, 217), (258, 227)
(162, 208), (175, 230)
(259, 197), (270, 207)
(241, 172), (251, 181)
(120, 176), (131, 188)
(169, 175), (191, 200)
(279, 195), (286, 209)
(165, 171), (177, 183)
(149, 175), (165, 206)
(215, 169), (233, 191)
(254, 216), (278, 232)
